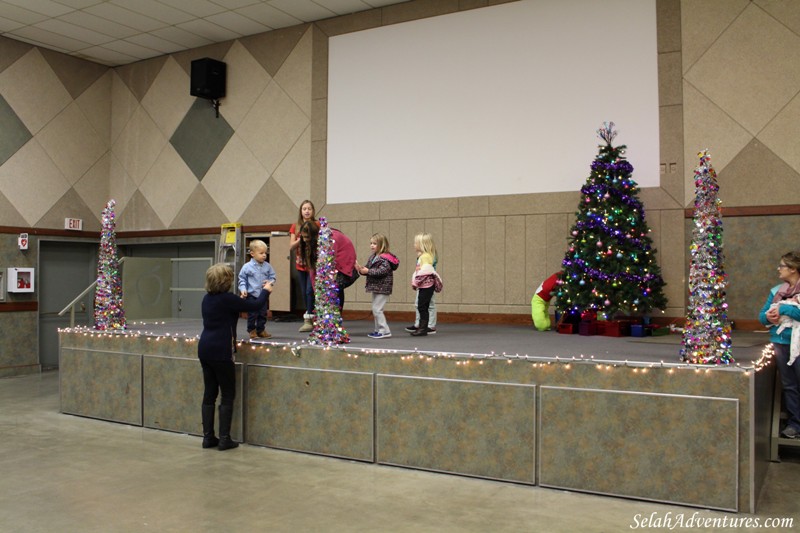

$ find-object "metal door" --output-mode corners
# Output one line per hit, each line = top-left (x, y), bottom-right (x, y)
(38, 240), (98, 369)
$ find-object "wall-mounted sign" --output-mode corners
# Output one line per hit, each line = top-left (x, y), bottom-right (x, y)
(65, 218), (83, 230)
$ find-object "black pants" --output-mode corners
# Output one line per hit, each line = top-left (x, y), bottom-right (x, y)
(416, 287), (434, 327)
(201, 359), (236, 406)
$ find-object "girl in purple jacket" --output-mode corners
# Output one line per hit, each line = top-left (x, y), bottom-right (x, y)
(356, 233), (398, 339)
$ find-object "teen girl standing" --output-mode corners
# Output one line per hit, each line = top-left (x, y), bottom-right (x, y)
(289, 200), (318, 332)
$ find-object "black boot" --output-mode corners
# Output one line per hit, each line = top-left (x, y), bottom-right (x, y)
(217, 404), (239, 451)
(201, 404), (219, 449)
(410, 321), (428, 336)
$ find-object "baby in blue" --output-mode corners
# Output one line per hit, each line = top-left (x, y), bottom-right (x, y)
(238, 239), (276, 339)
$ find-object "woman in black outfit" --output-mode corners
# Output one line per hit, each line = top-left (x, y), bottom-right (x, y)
(198, 263), (272, 450)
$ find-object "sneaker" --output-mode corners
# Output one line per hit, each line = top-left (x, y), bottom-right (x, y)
(410, 328), (427, 337)
(781, 426), (799, 439)
(426, 327), (436, 335)
(249, 330), (257, 339)
(404, 325), (418, 333)
(257, 330), (272, 339)
(368, 332), (392, 339)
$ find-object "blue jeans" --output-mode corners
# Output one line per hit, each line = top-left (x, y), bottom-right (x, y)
(298, 269), (314, 315)
(775, 342), (800, 431)
(246, 294), (268, 332)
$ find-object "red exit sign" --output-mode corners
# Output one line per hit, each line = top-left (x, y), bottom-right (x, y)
(65, 218), (83, 230)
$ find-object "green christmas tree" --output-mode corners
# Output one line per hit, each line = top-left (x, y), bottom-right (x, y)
(681, 150), (733, 364)
(94, 199), (126, 331)
(555, 123), (667, 319)
(308, 217), (349, 345)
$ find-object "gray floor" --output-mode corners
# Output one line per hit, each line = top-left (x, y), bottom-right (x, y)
(2, 369), (800, 532)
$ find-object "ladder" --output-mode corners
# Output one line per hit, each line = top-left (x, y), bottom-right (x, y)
(218, 223), (242, 274)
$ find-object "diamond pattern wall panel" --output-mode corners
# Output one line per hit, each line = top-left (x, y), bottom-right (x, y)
(0, 93), (31, 167)
(169, 98), (234, 180)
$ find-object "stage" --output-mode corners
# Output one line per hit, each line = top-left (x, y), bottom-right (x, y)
(122, 317), (769, 367)
(58, 318), (776, 514)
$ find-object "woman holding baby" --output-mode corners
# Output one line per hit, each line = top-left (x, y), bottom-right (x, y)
(760, 251), (800, 439)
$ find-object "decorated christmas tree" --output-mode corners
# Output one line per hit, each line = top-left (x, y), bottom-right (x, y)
(308, 217), (350, 345)
(681, 150), (733, 364)
(555, 123), (667, 319)
(94, 199), (126, 330)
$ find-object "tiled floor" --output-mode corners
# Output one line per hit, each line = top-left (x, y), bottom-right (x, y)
(1, 370), (799, 532)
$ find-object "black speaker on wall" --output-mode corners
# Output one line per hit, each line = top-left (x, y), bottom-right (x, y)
(190, 57), (226, 100)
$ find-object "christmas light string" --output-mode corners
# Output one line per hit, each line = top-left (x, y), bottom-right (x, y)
(59, 323), (769, 375)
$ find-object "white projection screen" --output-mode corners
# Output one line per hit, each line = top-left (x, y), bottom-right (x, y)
(327, 0), (659, 204)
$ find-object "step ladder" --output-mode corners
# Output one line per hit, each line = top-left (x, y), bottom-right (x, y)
(218, 223), (242, 275)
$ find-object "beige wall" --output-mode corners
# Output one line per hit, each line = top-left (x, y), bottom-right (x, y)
(1, 0), (799, 336)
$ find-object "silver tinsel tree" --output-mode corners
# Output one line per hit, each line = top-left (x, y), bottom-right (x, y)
(681, 150), (732, 364)
(93, 200), (126, 331)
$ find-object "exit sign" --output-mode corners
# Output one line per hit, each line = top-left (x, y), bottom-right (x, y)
(65, 218), (83, 230)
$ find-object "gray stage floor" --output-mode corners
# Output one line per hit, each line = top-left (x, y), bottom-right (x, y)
(122, 317), (769, 367)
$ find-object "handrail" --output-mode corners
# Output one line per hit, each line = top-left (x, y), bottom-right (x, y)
(58, 257), (128, 328)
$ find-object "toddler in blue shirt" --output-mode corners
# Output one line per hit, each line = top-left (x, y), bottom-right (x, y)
(238, 240), (276, 339)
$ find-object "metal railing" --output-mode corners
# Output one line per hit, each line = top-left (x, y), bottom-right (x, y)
(58, 257), (212, 327)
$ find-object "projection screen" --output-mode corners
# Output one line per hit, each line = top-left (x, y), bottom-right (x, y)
(327, 0), (659, 204)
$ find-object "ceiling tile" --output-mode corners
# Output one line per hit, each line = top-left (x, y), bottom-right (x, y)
(110, 0), (195, 24)
(149, 25), (213, 48)
(58, 10), (140, 39)
(234, 3), (301, 29)
(0, 0), (409, 65)
(204, 10), (271, 35)
(11, 24), (92, 51)
(0, 2), (52, 24)
(176, 18), (239, 41)
(3, 0), (72, 17)
(124, 32), (189, 54)
(0, 15), (24, 32)
(51, 0), (98, 8)
(102, 38), (161, 60)
(159, 0), (226, 18)
(77, 45), (137, 65)
(84, 2), (168, 32)
(268, 0), (336, 22)
(314, 0), (372, 16)
(34, 18), (114, 45)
